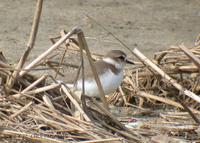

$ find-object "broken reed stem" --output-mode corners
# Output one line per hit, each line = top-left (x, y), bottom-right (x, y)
(79, 138), (124, 143)
(90, 98), (140, 139)
(132, 48), (200, 104)
(33, 105), (86, 130)
(54, 47), (68, 79)
(1, 129), (65, 143)
(42, 95), (56, 110)
(27, 0), (43, 51)
(60, 29), (103, 61)
(78, 33), (86, 97)
(76, 29), (109, 109)
(9, 101), (33, 119)
(76, 29), (97, 121)
(12, 83), (60, 98)
(137, 91), (200, 114)
(19, 27), (79, 77)
(61, 84), (91, 122)
(12, 75), (47, 98)
(79, 36), (90, 119)
(176, 96), (200, 124)
(179, 44), (200, 69)
(5, 0), (43, 94)
(0, 52), (8, 63)
(102, 123), (142, 143)
(25, 83), (60, 95)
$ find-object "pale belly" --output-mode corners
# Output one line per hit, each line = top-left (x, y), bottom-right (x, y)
(76, 70), (123, 97)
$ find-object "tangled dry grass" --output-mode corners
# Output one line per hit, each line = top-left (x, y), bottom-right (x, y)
(1, 0), (200, 143)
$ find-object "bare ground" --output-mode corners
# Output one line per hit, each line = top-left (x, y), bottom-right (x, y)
(0, 0), (200, 63)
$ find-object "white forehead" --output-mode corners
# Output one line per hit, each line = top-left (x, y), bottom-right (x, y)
(103, 57), (124, 70)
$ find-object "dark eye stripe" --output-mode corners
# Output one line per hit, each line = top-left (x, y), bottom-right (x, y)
(119, 55), (126, 59)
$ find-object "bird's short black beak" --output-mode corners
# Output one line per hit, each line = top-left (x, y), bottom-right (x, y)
(125, 59), (135, 65)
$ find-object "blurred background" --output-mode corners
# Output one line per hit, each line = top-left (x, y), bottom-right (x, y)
(0, 0), (199, 62)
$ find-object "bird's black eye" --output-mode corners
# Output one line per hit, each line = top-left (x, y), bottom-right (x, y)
(119, 55), (125, 60)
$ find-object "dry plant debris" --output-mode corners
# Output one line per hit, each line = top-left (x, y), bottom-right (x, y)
(1, 30), (200, 142)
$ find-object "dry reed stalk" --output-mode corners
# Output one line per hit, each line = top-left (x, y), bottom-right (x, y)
(178, 65), (198, 72)
(160, 113), (195, 120)
(165, 111), (199, 116)
(90, 98), (144, 142)
(19, 27), (79, 77)
(132, 48), (200, 104)
(46, 61), (65, 77)
(32, 109), (80, 130)
(118, 86), (127, 105)
(61, 84), (91, 121)
(34, 105), (89, 131)
(77, 32), (87, 117)
(126, 75), (197, 111)
(60, 30), (102, 61)
(42, 95), (55, 110)
(58, 117), (109, 140)
(147, 124), (198, 132)
(23, 83), (60, 95)
(54, 110), (93, 126)
(1, 129), (66, 143)
(9, 101), (33, 119)
(46, 60), (79, 69)
(52, 35), (68, 78)
(29, 106), (110, 140)
(27, 0), (43, 49)
(176, 96), (200, 124)
(78, 138), (124, 143)
(137, 91), (200, 114)
(12, 75), (47, 98)
(0, 52), (7, 63)
(76, 29), (109, 109)
(0, 62), (11, 69)
(5, 0), (43, 94)
(179, 44), (200, 69)
(102, 123), (144, 143)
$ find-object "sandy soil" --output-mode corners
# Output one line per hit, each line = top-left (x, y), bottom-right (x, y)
(0, 0), (200, 63)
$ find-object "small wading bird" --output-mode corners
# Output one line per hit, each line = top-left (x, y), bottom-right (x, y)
(66, 50), (134, 97)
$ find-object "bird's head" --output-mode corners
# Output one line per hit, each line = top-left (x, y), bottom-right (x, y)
(103, 50), (134, 70)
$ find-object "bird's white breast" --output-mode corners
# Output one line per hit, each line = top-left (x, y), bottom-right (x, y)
(76, 69), (123, 97)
